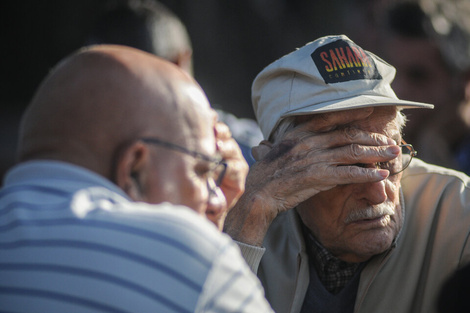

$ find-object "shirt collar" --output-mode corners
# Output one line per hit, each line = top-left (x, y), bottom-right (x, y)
(303, 227), (364, 294)
(3, 160), (130, 200)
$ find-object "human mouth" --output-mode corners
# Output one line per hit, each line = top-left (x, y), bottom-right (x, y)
(351, 214), (391, 227)
(344, 204), (395, 224)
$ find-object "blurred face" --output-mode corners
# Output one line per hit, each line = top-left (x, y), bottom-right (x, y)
(136, 83), (227, 227)
(296, 107), (404, 263)
(384, 36), (454, 132)
(144, 139), (226, 223)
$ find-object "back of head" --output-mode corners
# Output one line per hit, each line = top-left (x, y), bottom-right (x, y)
(18, 45), (208, 179)
(86, 0), (192, 73)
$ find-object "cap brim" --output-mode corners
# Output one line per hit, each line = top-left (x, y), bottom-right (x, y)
(281, 94), (434, 118)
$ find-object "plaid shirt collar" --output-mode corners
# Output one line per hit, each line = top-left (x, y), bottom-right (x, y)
(302, 190), (405, 294)
(305, 231), (364, 294)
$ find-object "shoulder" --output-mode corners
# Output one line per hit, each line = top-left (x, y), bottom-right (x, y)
(401, 158), (470, 189)
(85, 200), (236, 256)
(401, 158), (470, 211)
(400, 158), (470, 232)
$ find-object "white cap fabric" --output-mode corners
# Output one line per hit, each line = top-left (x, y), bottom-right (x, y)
(252, 35), (434, 139)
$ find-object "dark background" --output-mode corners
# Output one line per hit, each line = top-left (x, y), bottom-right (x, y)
(0, 0), (387, 180)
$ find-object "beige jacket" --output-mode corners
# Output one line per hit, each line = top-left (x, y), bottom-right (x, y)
(239, 159), (470, 313)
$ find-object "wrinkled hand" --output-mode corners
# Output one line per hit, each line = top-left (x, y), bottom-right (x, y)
(249, 129), (397, 215)
(224, 108), (400, 245)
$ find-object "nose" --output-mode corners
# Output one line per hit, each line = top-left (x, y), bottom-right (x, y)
(353, 179), (388, 206)
(205, 180), (228, 231)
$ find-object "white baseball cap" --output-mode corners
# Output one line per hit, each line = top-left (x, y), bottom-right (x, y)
(252, 35), (434, 139)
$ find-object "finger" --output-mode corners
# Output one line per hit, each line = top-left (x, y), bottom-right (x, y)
(253, 141), (397, 190)
(286, 127), (396, 151)
(251, 140), (272, 161)
(330, 127), (396, 147)
(214, 122), (243, 163)
(332, 143), (400, 165)
(216, 136), (241, 159)
(219, 162), (247, 209)
(223, 154), (248, 183)
(330, 164), (389, 183)
(214, 121), (232, 140)
(216, 137), (248, 184)
(294, 107), (374, 133)
(215, 136), (248, 209)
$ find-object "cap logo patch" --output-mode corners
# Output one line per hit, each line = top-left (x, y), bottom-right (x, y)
(311, 39), (382, 84)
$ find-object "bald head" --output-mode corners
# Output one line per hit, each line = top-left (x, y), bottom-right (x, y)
(18, 45), (215, 179)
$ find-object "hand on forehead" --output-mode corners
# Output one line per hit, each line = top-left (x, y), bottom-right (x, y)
(294, 107), (374, 132)
(294, 107), (399, 137)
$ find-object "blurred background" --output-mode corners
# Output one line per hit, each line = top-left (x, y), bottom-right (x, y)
(2, 0), (470, 182)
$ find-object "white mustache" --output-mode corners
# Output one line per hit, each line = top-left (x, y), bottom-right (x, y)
(344, 201), (396, 224)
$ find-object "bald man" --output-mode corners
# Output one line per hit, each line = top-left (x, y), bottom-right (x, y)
(0, 45), (273, 312)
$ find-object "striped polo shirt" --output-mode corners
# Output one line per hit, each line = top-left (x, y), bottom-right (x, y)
(0, 161), (273, 313)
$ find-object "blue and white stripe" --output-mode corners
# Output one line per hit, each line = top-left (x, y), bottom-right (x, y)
(0, 161), (273, 312)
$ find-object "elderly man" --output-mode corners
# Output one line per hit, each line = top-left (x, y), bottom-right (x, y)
(224, 35), (470, 313)
(0, 45), (274, 312)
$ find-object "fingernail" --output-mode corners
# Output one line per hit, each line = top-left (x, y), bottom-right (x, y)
(388, 145), (400, 155)
(379, 170), (389, 179)
(387, 138), (397, 145)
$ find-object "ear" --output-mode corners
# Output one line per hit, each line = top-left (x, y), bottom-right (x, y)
(114, 141), (151, 201)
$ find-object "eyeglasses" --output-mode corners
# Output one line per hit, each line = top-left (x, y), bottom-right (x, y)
(355, 140), (417, 176)
(140, 137), (228, 189)
(378, 140), (417, 176)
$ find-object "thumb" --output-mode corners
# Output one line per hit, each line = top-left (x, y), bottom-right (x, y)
(251, 140), (273, 161)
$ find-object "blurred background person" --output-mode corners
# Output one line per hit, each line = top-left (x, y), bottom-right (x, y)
(85, 0), (263, 165)
(377, 0), (470, 173)
(85, 0), (194, 75)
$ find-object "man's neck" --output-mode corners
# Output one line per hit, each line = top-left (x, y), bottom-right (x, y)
(303, 228), (365, 294)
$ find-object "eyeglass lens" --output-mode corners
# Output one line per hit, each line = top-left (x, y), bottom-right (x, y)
(388, 143), (416, 176)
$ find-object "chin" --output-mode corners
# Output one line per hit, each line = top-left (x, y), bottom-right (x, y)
(331, 228), (397, 263)
(355, 230), (396, 259)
